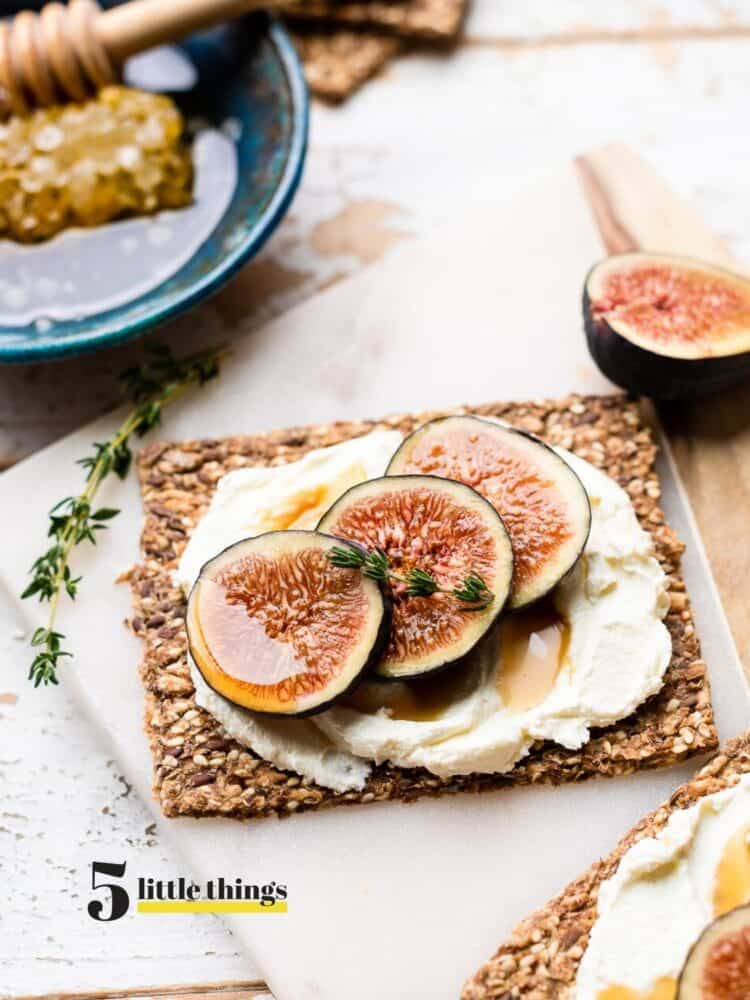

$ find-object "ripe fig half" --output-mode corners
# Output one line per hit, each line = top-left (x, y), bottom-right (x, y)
(386, 416), (591, 611)
(318, 475), (513, 679)
(678, 903), (750, 1000)
(584, 252), (750, 399)
(187, 531), (390, 717)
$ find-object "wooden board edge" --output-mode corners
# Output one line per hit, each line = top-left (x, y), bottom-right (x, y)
(16, 981), (271, 1000)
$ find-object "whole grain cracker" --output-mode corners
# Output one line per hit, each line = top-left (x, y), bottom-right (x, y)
(127, 394), (717, 821)
(278, 0), (468, 41)
(291, 28), (401, 101)
(462, 733), (750, 999)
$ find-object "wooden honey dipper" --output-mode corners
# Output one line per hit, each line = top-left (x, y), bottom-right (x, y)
(0, 0), (267, 118)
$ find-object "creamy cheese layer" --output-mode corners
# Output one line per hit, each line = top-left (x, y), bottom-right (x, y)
(176, 429), (404, 593)
(180, 432), (672, 793)
(191, 662), (371, 792)
(577, 775), (750, 998)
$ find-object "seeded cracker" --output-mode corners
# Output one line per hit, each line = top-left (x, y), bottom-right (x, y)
(462, 733), (750, 999)
(127, 394), (717, 820)
(278, 0), (469, 42)
(291, 28), (401, 101)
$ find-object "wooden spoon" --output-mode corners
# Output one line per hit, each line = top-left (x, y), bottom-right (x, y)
(0, 0), (271, 118)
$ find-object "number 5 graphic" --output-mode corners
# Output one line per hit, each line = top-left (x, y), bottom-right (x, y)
(88, 861), (130, 921)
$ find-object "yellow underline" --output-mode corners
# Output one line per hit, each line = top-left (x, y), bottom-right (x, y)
(137, 900), (287, 914)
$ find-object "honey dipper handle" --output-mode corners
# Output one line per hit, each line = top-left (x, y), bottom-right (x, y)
(97, 0), (263, 62)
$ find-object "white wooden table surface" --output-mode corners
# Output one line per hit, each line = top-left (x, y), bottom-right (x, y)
(4, 1), (750, 995)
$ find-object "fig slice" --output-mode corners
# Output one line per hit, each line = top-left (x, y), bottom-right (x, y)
(584, 252), (750, 399)
(317, 475), (513, 679)
(678, 903), (750, 999)
(186, 530), (390, 717)
(386, 416), (591, 610)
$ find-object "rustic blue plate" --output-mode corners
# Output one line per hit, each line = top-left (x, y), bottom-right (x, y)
(0, 15), (308, 362)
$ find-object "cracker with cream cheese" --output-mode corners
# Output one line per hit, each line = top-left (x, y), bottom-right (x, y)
(463, 732), (750, 999)
(127, 394), (717, 820)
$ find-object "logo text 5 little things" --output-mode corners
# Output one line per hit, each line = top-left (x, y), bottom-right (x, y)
(87, 861), (288, 920)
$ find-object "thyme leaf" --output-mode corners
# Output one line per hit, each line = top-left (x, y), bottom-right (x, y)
(24, 342), (225, 687)
(328, 545), (494, 609)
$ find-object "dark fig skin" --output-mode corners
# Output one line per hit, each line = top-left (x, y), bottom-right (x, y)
(187, 530), (393, 719)
(583, 258), (750, 401)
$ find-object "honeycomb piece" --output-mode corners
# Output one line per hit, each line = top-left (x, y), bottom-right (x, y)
(0, 86), (193, 243)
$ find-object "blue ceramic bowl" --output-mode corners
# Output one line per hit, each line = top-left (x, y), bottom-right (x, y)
(0, 15), (308, 362)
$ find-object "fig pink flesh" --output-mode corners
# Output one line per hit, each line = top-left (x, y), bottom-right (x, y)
(395, 426), (576, 603)
(593, 264), (750, 350)
(198, 578), (306, 686)
(196, 544), (373, 710)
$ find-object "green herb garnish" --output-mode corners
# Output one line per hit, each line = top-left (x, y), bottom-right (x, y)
(23, 342), (224, 687)
(328, 545), (494, 610)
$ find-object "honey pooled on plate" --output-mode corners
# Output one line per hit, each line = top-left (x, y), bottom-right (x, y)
(0, 86), (193, 244)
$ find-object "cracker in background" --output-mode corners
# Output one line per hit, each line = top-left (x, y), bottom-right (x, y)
(462, 733), (750, 999)
(279, 0), (468, 41)
(128, 395), (717, 821)
(291, 28), (401, 101)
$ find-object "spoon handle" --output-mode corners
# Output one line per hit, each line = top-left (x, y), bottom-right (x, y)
(98, 0), (264, 62)
(0, 0), (271, 119)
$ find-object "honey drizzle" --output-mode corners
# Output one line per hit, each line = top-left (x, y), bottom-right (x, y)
(344, 665), (476, 722)
(596, 978), (677, 1000)
(713, 821), (750, 917)
(263, 485), (331, 531)
(345, 600), (570, 722)
(259, 465), (369, 532)
(495, 602), (570, 712)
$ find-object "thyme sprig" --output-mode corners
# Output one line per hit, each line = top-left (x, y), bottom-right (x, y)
(328, 545), (494, 610)
(23, 342), (225, 687)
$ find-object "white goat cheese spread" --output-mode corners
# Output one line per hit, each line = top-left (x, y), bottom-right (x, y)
(176, 429), (404, 594)
(179, 431), (672, 793)
(577, 774), (750, 997)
